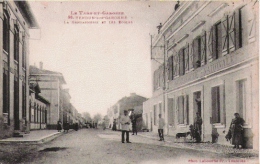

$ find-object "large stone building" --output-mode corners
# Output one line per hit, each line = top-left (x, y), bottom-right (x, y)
(29, 64), (66, 129)
(143, 1), (258, 149)
(0, 1), (38, 138)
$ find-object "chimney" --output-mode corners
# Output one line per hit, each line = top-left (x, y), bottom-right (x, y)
(130, 93), (136, 97)
(39, 61), (43, 70)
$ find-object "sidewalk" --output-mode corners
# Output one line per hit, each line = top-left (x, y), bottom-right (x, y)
(138, 132), (259, 157)
(0, 129), (73, 144)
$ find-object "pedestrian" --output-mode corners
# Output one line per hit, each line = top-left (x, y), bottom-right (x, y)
(158, 114), (165, 141)
(227, 113), (245, 149)
(102, 120), (106, 130)
(112, 119), (117, 131)
(130, 111), (137, 135)
(74, 122), (79, 131)
(63, 121), (69, 133)
(57, 120), (62, 132)
(119, 110), (131, 143)
(193, 112), (203, 143)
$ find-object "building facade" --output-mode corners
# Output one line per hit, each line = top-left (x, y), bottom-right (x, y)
(0, 1), (38, 138)
(144, 1), (258, 149)
(108, 93), (147, 130)
(29, 82), (50, 130)
(29, 64), (66, 129)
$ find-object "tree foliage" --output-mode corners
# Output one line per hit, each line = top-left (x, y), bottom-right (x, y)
(82, 112), (92, 122)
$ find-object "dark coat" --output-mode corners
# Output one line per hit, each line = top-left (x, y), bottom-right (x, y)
(230, 117), (245, 145)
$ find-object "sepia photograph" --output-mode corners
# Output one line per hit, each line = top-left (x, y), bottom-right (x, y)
(0, 0), (259, 163)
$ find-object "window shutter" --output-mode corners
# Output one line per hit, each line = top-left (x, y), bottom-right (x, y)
(207, 27), (213, 62)
(189, 41), (194, 71)
(212, 25), (217, 60)
(201, 31), (206, 66)
(184, 44), (189, 73)
(178, 96), (184, 124)
(159, 65), (164, 88)
(168, 98), (174, 126)
(180, 96), (184, 124)
(234, 8), (241, 49)
(173, 52), (179, 77)
(248, 12), (256, 43)
(168, 56), (173, 81)
(221, 15), (229, 55)
(193, 38), (200, 69)
(228, 13), (235, 53)
(184, 95), (189, 125)
(179, 49), (184, 76)
(219, 84), (226, 125)
(211, 87), (218, 124)
(153, 70), (157, 90)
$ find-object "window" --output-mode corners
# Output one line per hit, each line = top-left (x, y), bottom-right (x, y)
(159, 102), (162, 116)
(177, 96), (184, 124)
(22, 83), (26, 118)
(153, 105), (157, 125)
(168, 98), (174, 126)
(173, 52), (179, 77)
(215, 22), (222, 59)
(3, 61), (9, 124)
(193, 37), (201, 69)
(167, 56), (174, 80)
(236, 79), (250, 125)
(238, 8), (243, 48)
(179, 48), (185, 76)
(211, 85), (225, 124)
(22, 36), (26, 68)
(3, 11), (9, 53)
(212, 86), (220, 123)
(153, 65), (164, 90)
(14, 25), (19, 61)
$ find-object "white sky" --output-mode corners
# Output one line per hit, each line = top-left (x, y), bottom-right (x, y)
(29, 1), (176, 117)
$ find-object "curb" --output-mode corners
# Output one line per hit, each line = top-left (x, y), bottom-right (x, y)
(0, 130), (75, 144)
(138, 134), (259, 156)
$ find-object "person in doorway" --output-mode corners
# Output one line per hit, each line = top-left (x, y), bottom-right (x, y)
(228, 113), (245, 149)
(120, 110), (131, 143)
(158, 114), (165, 141)
(194, 112), (203, 143)
(130, 111), (137, 135)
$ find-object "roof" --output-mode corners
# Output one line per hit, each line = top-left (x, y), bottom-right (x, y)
(36, 94), (50, 104)
(15, 1), (39, 28)
(29, 82), (41, 93)
(29, 65), (66, 84)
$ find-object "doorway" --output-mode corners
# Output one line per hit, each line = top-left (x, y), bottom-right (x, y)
(193, 91), (201, 117)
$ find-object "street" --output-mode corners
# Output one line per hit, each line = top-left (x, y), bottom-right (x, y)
(0, 129), (258, 164)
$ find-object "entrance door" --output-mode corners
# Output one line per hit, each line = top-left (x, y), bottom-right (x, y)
(193, 91), (203, 140)
(14, 79), (19, 130)
(193, 91), (201, 117)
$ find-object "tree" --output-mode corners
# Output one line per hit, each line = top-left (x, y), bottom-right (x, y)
(93, 113), (102, 123)
(82, 112), (92, 123)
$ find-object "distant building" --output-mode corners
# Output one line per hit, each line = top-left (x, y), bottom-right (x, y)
(29, 82), (50, 130)
(0, 1), (39, 138)
(29, 64), (66, 129)
(144, 1), (258, 149)
(107, 93), (147, 130)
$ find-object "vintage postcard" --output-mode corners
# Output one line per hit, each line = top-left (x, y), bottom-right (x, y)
(0, 0), (259, 164)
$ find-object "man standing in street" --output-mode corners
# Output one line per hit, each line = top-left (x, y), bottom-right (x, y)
(120, 110), (131, 143)
(158, 114), (165, 141)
